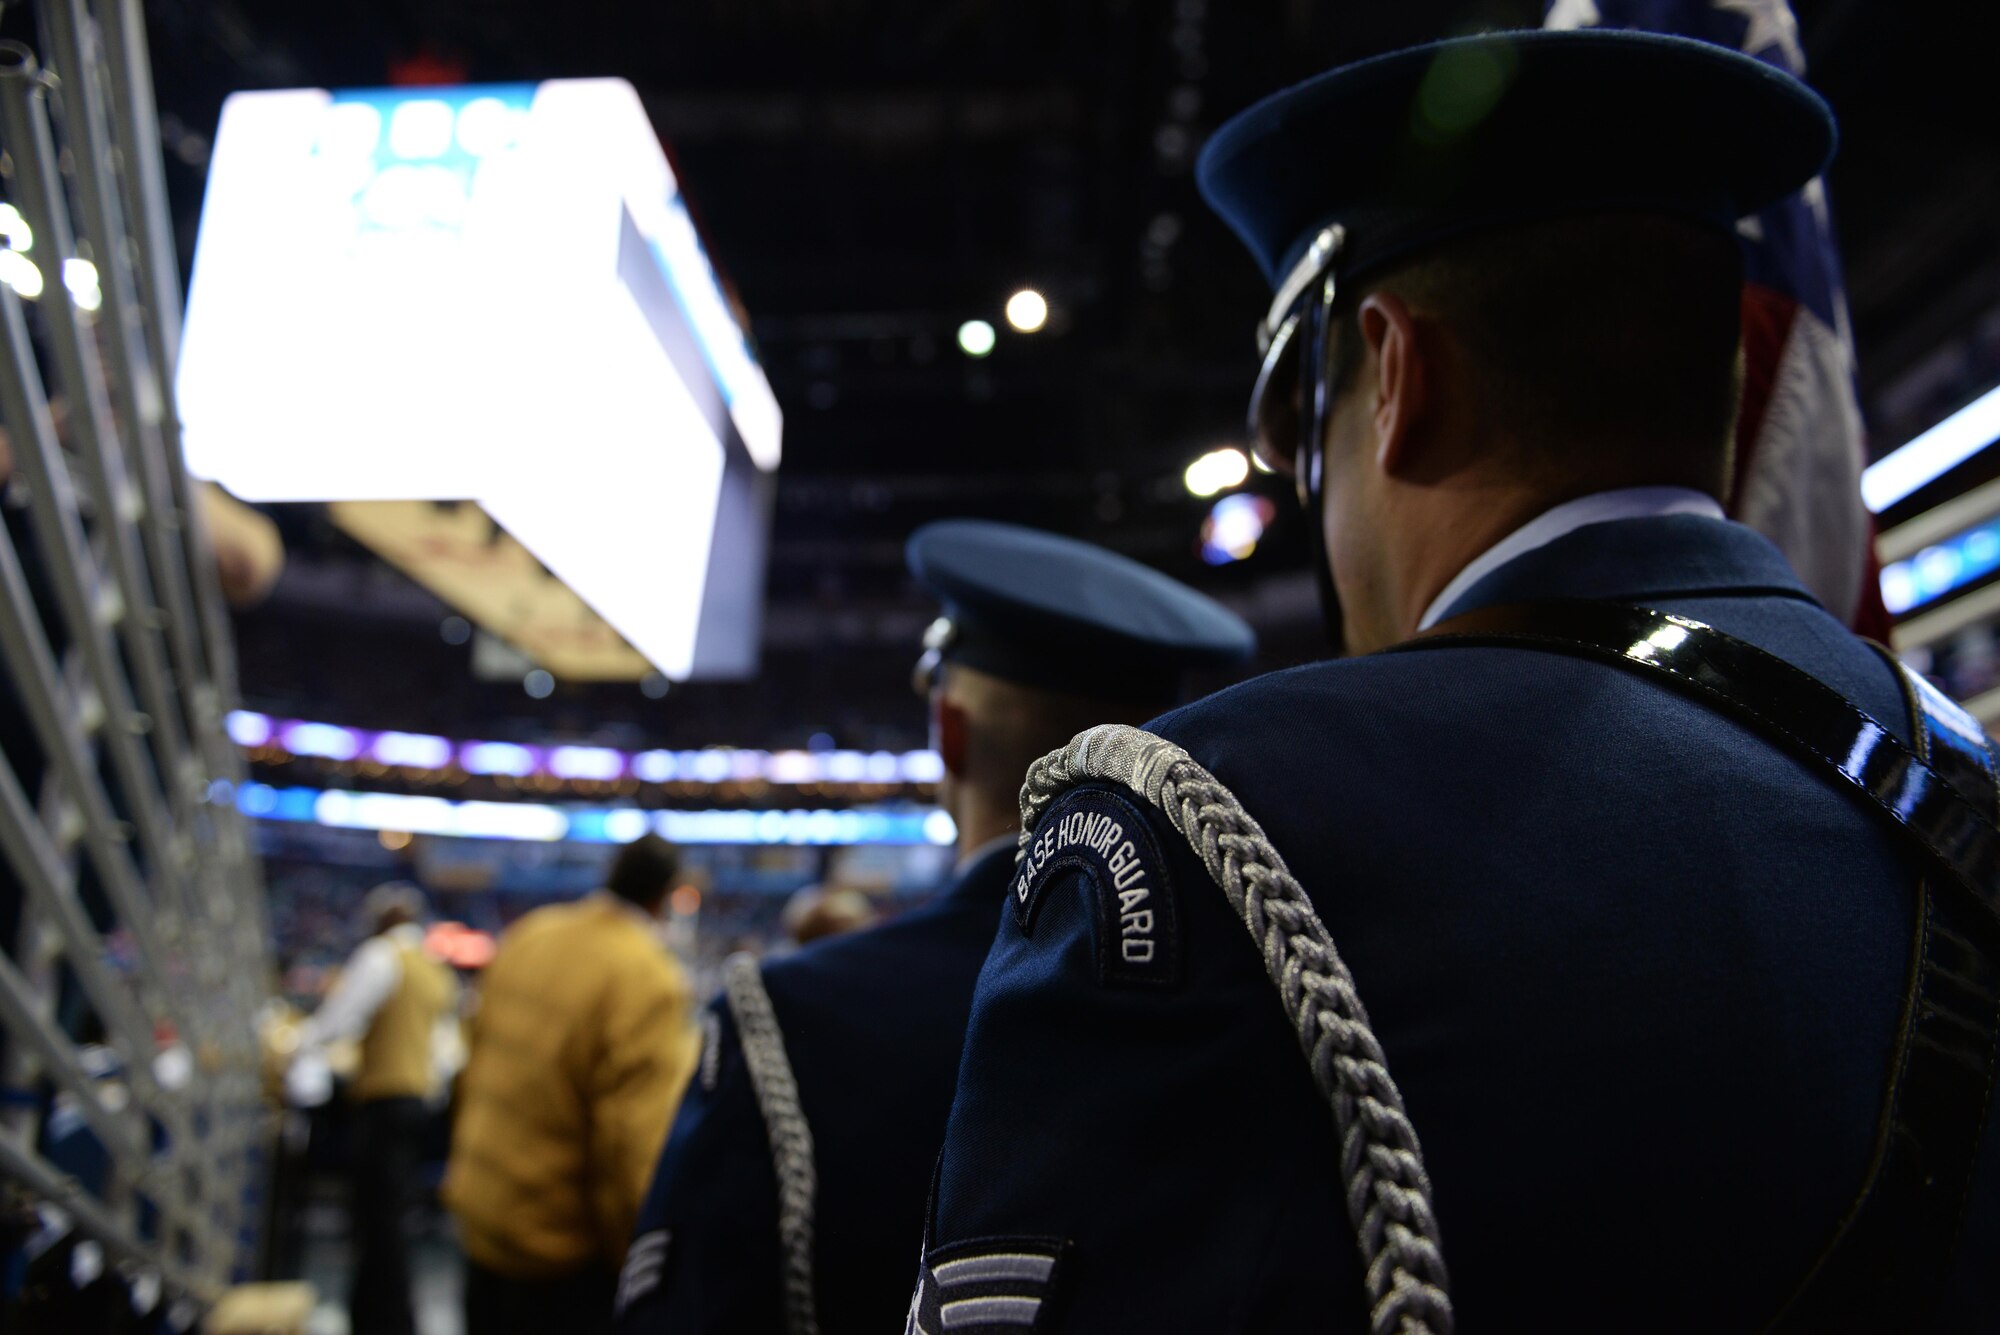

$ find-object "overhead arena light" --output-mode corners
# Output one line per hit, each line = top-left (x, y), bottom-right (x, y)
(371, 731), (455, 768)
(548, 745), (623, 781)
(225, 711), (274, 748)
(1201, 493), (1276, 565)
(1184, 447), (1250, 498)
(461, 741), (538, 777)
(280, 721), (363, 761)
(238, 783), (956, 847)
(61, 258), (102, 313)
(1004, 288), (1049, 333)
(227, 709), (947, 786)
(957, 319), (997, 358)
(178, 81), (781, 681)
(0, 249), (42, 300)
(1861, 383), (2000, 514)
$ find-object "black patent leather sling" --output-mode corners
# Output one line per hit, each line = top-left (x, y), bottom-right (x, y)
(1400, 601), (2000, 1331)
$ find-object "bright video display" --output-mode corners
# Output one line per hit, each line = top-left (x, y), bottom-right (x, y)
(178, 79), (780, 680)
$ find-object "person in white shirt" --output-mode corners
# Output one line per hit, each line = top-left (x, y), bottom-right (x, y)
(293, 882), (457, 1335)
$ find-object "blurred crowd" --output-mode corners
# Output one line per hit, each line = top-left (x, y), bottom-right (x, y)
(261, 832), (922, 1334)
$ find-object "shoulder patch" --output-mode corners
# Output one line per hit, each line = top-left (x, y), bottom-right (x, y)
(906, 1236), (1067, 1335)
(1011, 786), (1178, 988)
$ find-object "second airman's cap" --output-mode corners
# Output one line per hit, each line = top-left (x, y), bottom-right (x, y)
(906, 520), (1256, 704)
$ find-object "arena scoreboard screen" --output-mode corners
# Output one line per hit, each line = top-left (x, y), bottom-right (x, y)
(178, 80), (780, 680)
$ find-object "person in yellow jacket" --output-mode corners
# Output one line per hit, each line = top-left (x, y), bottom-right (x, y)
(295, 881), (457, 1335)
(444, 833), (699, 1335)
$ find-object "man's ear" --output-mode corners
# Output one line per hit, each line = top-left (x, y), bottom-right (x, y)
(1356, 291), (1428, 479)
(935, 694), (970, 779)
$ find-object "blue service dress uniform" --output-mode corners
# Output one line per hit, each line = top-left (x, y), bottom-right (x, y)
(918, 513), (2000, 1330)
(614, 840), (1016, 1334)
(911, 30), (2000, 1331)
(617, 519), (1254, 1335)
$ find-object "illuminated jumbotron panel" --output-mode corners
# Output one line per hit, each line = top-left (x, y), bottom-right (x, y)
(178, 81), (781, 680)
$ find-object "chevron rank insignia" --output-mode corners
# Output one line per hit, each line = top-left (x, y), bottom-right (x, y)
(614, 1229), (669, 1317)
(1011, 786), (1178, 988)
(905, 1237), (1067, 1335)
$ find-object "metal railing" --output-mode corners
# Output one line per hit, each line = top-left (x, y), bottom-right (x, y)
(0, 0), (271, 1308)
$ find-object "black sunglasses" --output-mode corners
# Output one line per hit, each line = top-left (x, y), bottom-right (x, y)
(1246, 223), (1346, 513)
(1247, 223), (1349, 648)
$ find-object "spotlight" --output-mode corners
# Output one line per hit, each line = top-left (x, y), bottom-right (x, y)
(1863, 382), (2000, 513)
(1201, 493), (1276, 565)
(957, 319), (996, 358)
(1004, 289), (1049, 333)
(0, 203), (34, 252)
(1184, 446), (1250, 498)
(0, 250), (42, 300)
(62, 259), (101, 313)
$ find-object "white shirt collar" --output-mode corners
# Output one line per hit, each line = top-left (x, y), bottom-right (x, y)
(1417, 486), (1725, 631)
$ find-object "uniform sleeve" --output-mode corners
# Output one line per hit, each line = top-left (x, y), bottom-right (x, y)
(920, 783), (1357, 1332)
(612, 999), (786, 1335)
(586, 950), (701, 1261)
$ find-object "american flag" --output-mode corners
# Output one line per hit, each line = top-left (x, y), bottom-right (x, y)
(1546, 0), (1890, 638)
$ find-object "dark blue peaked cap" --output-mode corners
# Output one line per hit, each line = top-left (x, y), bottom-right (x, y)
(907, 520), (1256, 702)
(1197, 28), (1837, 290)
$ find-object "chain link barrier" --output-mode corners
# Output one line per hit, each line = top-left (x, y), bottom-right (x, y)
(0, 0), (273, 1309)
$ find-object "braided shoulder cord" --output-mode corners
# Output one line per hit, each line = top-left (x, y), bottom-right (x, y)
(722, 952), (821, 1335)
(1017, 724), (1453, 1335)
(698, 1005), (724, 1094)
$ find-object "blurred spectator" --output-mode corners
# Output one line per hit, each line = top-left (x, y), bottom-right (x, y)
(1, 407), (285, 609)
(443, 834), (700, 1335)
(292, 881), (457, 1335)
(196, 482), (285, 607)
(779, 884), (879, 946)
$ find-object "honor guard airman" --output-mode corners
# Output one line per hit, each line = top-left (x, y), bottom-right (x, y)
(912, 30), (2000, 1334)
(613, 521), (1254, 1335)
